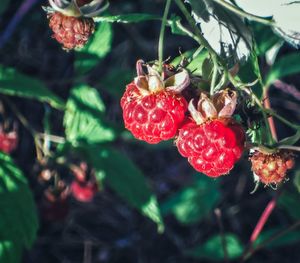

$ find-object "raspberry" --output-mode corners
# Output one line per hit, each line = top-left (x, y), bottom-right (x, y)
(121, 83), (188, 144)
(176, 89), (245, 177)
(48, 12), (95, 50)
(0, 130), (18, 154)
(176, 118), (245, 177)
(250, 150), (295, 185)
(71, 180), (98, 202)
(120, 60), (189, 144)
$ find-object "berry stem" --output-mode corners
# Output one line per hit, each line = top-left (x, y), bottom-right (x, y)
(266, 109), (300, 131)
(211, 0), (275, 26)
(263, 89), (278, 142)
(210, 56), (219, 96)
(158, 0), (172, 73)
(241, 193), (280, 262)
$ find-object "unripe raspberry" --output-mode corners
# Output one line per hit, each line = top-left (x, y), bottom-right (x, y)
(48, 12), (95, 50)
(45, 0), (108, 50)
(121, 60), (190, 144)
(176, 90), (245, 177)
(250, 150), (295, 185)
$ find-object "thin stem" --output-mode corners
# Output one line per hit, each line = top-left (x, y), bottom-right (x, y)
(174, 0), (222, 62)
(241, 194), (280, 262)
(215, 209), (229, 262)
(229, 75), (275, 145)
(266, 109), (300, 131)
(263, 89), (278, 142)
(212, 0), (274, 26)
(210, 56), (219, 95)
(158, 0), (172, 73)
(243, 220), (300, 261)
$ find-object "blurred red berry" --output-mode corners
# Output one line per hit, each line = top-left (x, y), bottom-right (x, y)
(71, 180), (98, 202)
(0, 130), (18, 154)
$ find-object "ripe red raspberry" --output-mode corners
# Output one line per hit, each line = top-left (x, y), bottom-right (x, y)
(0, 130), (18, 154)
(48, 12), (95, 50)
(71, 180), (98, 202)
(250, 150), (295, 185)
(177, 119), (245, 177)
(176, 90), (245, 177)
(120, 60), (190, 144)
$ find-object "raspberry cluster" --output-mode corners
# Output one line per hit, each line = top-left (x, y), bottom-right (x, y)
(120, 61), (246, 177)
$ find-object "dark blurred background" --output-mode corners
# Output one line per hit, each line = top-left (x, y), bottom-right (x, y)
(0, 0), (300, 262)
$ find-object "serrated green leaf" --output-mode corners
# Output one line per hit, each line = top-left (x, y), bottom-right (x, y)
(236, 52), (264, 98)
(161, 175), (220, 224)
(75, 22), (113, 74)
(64, 85), (116, 145)
(94, 14), (160, 23)
(252, 23), (282, 56)
(0, 240), (22, 263)
(0, 66), (64, 109)
(265, 53), (300, 86)
(186, 234), (244, 260)
(80, 145), (164, 232)
(0, 152), (38, 258)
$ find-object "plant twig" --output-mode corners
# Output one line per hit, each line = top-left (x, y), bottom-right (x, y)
(215, 209), (229, 263)
(158, 0), (172, 72)
(243, 220), (300, 261)
(263, 89), (278, 142)
(241, 193), (281, 262)
(212, 0), (274, 26)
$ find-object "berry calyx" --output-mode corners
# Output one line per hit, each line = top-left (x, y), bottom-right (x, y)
(250, 150), (295, 185)
(120, 60), (190, 144)
(176, 90), (245, 177)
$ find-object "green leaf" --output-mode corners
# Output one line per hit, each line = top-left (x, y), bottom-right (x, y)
(252, 23), (282, 56)
(0, 240), (22, 263)
(161, 175), (220, 224)
(75, 22), (113, 74)
(186, 234), (244, 260)
(81, 145), (164, 232)
(0, 0), (9, 15)
(100, 69), (135, 98)
(0, 152), (38, 261)
(94, 14), (160, 23)
(168, 15), (189, 36)
(278, 130), (300, 146)
(265, 53), (300, 86)
(293, 170), (300, 193)
(64, 85), (116, 145)
(236, 52), (264, 98)
(254, 227), (300, 249)
(0, 66), (65, 109)
(278, 190), (300, 220)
